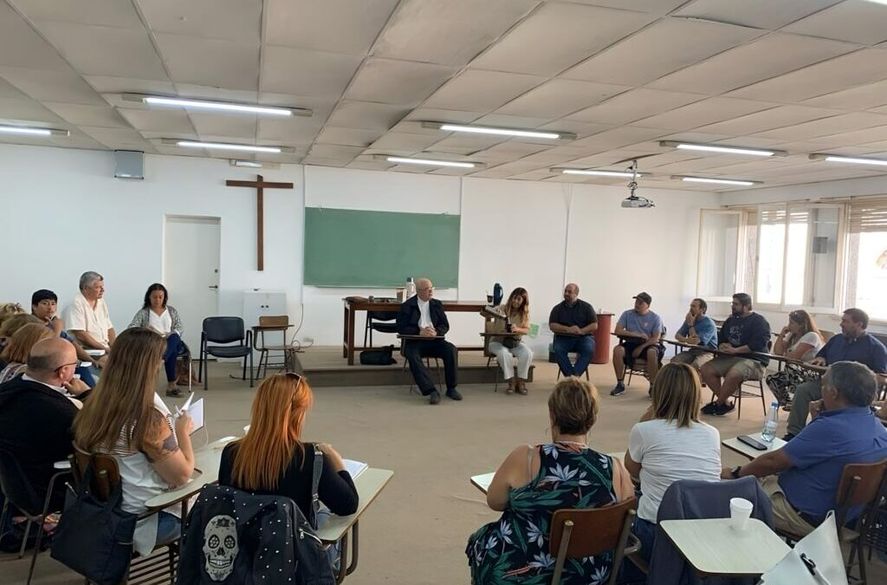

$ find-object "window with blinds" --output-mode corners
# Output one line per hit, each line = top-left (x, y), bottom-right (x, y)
(845, 197), (887, 320)
(754, 204), (840, 308)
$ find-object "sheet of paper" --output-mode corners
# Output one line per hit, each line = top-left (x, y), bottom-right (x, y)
(343, 459), (368, 478)
(189, 398), (205, 434)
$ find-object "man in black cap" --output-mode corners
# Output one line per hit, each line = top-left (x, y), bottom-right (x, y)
(611, 292), (664, 396)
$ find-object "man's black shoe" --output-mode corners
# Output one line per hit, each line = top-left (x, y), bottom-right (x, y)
(446, 388), (463, 401)
(429, 390), (441, 405)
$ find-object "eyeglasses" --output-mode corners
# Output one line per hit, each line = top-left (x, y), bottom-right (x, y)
(55, 362), (79, 372)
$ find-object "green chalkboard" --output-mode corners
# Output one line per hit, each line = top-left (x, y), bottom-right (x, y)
(303, 207), (460, 288)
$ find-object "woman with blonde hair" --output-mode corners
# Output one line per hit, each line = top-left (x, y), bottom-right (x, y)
(467, 378), (634, 585)
(487, 287), (534, 395)
(624, 362), (721, 564)
(74, 328), (195, 554)
(0, 323), (53, 383)
(218, 373), (358, 525)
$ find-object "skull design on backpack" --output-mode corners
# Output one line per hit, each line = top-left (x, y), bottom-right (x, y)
(202, 515), (238, 581)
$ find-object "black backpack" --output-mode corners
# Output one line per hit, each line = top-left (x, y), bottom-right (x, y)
(359, 345), (396, 365)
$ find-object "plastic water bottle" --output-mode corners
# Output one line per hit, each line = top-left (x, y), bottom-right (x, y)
(761, 401), (779, 443)
(405, 277), (416, 299)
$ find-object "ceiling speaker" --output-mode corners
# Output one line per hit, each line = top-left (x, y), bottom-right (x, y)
(114, 150), (144, 180)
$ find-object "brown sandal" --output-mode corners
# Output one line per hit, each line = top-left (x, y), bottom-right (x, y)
(505, 378), (515, 394)
(516, 379), (528, 395)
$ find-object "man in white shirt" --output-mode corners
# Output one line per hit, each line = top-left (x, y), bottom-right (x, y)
(396, 277), (461, 405)
(66, 271), (116, 351)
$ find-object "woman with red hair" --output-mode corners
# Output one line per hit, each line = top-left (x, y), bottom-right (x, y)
(218, 373), (358, 524)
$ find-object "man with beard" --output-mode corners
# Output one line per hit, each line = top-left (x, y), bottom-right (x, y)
(548, 283), (597, 378)
(700, 293), (771, 416)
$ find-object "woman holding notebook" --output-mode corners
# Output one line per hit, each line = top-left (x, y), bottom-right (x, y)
(218, 373), (359, 526)
(486, 287), (534, 395)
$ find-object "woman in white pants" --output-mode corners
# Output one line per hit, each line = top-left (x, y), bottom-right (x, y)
(488, 287), (534, 395)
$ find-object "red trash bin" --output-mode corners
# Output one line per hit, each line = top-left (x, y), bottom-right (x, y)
(592, 313), (614, 364)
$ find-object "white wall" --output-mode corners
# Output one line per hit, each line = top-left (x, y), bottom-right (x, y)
(1, 143), (718, 352)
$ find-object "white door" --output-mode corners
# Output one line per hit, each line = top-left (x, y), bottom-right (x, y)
(163, 216), (221, 353)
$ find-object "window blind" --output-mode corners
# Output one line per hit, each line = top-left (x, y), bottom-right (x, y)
(848, 197), (887, 233)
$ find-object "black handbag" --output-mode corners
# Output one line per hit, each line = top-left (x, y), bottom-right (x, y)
(359, 345), (396, 365)
(50, 465), (137, 585)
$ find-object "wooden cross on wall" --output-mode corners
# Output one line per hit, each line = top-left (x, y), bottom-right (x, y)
(226, 174), (293, 271)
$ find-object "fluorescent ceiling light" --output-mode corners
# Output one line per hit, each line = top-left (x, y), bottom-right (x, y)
(422, 121), (575, 140)
(177, 141), (281, 153)
(813, 154), (887, 167)
(137, 95), (308, 117)
(0, 125), (68, 136)
(864, 0), (887, 5)
(678, 176), (757, 186)
(557, 169), (638, 178)
(386, 156), (475, 168)
(230, 160), (263, 168)
(660, 140), (780, 157)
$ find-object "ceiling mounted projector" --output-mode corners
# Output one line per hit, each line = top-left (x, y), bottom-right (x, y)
(621, 160), (654, 209)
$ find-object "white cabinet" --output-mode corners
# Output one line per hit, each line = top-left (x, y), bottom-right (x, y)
(242, 290), (287, 328)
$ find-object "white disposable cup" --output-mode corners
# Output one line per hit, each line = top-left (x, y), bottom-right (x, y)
(730, 497), (754, 530)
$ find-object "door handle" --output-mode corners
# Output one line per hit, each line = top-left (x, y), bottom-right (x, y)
(208, 285), (219, 289)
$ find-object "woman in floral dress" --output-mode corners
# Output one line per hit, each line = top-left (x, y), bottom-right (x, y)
(467, 378), (634, 584)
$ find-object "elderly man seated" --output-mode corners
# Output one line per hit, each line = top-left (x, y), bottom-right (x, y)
(723, 361), (887, 536)
(65, 270), (116, 352)
(0, 337), (90, 508)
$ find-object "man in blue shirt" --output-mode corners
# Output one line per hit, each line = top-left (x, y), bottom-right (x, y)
(672, 297), (718, 370)
(701, 293), (771, 416)
(723, 361), (887, 536)
(611, 292), (663, 396)
(785, 308), (887, 439)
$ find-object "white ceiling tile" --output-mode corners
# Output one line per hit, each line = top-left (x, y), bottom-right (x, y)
(118, 108), (193, 133)
(496, 79), (630, 118)
(84, 75), (174, 95)
(42, 102), (127, 127)
(314, 127), (385, 147)
(137, 0), (261, 43)
(188, 112), (257, 140)
(567, 88), (705, 125)
(257, 117), (323, 144)
(38, 22), (167, 80)
(373, 0), (538, 66)
(307, 144), (365, 159)
(537, 120), (613, 139)
(0, 66), (105, 104)
(79, 126), (153, 149)
(564, 0), (688, 14)
(0, 97), (63, 123)
(569, 126), (668, 151)
(423, 70), (544, 112)
(345, 58), (456, 106)
(649, 33), (857, 95)
(471, 3), (654, 75)
(673, 0), (843, 30)
(632, 98), (776, 131)
(693, 105), (843, 136)
(803, 80), (887, 111)
(472, 113), (552, 129)
(753, 112), (887, 141)
(470, 141), (550, 163)
(0, 3), (72, 71)
(811, 125), (887, 149)
(428, 134), (506, 152)
(727, 49), (887, 102)
(261, 46), (362, 98)
(324, 101), (409, 131)
(368, 131), (441, 153)
(0, 77), (29, 99)
(8, 0), (143, 28)
(154, 34), (259, 90)
(563, 18), (762, 86)
(783, 1), (887, 45)
(266, 0), (398, 55)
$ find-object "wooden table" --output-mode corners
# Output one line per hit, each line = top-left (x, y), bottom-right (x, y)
(722, 433), (787, 459)
(342, 297), (486, 365)
(660, 518), (790, 576)
(317, 468), (394, 584)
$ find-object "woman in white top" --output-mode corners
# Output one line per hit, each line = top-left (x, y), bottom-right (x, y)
(487, 287), (534, 395)
(128, 283), (185, 396)
(772, 310), (824, 362)
(624, 362), (721, 565)
(767, 310), (825, 407)
(73, 328), (194, 556)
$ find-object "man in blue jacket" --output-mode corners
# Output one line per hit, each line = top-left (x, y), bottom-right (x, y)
(396, 278), (461, 405)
